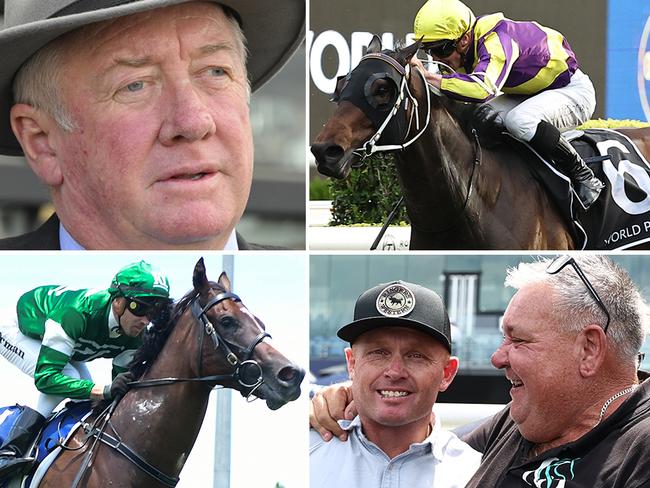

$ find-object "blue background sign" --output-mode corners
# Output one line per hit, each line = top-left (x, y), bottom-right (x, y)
(606, 1), (650, 121)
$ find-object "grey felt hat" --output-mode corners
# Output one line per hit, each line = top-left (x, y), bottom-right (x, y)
(337, 280), (452, 352)
(0, 0), (305, 156)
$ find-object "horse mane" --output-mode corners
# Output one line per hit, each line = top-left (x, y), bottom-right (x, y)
(127, 281), (226, 379)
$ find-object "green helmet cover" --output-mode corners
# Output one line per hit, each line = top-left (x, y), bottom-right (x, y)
(109, 261), (170, 299)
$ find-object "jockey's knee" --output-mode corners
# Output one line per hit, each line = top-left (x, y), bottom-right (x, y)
(504, 111), (540, 142)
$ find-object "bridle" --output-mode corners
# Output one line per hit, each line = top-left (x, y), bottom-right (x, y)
(351, 52), (432, 161)
(69, 289), (270, 488)
(344, 53), (483, 242)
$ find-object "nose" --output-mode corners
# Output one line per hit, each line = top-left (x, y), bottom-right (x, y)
(276, 364), (305, 388)
(384, 356), (408, 379)
(491, 342), (510, 369)
(159, 83), (217, 144)
(311, 142), (344, 166)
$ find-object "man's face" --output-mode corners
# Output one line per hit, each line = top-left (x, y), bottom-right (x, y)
(346, 326), (457, 430)
(114, 297), (151, 337)
(46, 2), (253, 249)
(491, 283), (582, 442)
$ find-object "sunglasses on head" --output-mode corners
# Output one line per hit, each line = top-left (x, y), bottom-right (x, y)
(423, 39), (457, 58)
(126, 297), (165, 318)
(546, 255), (611, 334)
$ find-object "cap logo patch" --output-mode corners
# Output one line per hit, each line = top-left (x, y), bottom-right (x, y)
(376, 284), (415, 317)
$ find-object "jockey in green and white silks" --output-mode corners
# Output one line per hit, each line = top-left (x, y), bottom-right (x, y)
(0, 260), (171, 479)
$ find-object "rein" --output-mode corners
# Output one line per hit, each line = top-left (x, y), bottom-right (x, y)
(69, 290), (270, 487)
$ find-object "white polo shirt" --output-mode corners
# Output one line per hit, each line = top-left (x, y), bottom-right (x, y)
(310, 415), (481, 488)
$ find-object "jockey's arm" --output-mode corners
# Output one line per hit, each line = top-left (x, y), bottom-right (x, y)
(33, 309), (97, 400)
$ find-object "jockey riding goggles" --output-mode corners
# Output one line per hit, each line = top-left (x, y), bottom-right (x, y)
(126, 296), (168, 319)
(423, 39), (457, 58)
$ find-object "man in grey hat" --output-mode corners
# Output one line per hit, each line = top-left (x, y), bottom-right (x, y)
(310, 280), (480, 488)
(0, 0), (303, 249)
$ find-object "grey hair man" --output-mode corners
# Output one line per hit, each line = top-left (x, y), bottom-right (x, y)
(0, 0), (304, 250)
(311, 255), (650, 488)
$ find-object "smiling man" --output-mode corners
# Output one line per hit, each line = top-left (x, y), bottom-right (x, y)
(0, 261), (171, 478)
(309, 281), (480, 488)
(0, 0), (304, 249)
(462, 255), (650, 487)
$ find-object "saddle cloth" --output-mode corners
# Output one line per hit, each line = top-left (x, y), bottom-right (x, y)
(0, 402), (91, 488)
(519, 128), (650, 250)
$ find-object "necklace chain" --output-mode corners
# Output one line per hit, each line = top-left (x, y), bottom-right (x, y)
(596, 384), (638, 425)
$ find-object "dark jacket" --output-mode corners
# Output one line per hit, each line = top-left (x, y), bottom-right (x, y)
(0, 213), (281, 250)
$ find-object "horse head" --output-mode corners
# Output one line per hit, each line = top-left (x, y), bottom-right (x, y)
(311, 35), (421, 179)
(190, 258), (304, 410)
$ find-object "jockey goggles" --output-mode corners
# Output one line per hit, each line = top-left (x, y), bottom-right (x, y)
(423, 39), (457, 58)
(126, 296), (168, 319)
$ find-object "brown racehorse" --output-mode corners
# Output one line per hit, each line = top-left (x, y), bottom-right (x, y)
(311, 36), (650, 250)
(38, 258), (304, 487)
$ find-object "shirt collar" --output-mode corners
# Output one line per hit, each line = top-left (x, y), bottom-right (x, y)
(59, 223), (239, 250)
(342, 414), (442, 459)
(108, 306), (122, 338)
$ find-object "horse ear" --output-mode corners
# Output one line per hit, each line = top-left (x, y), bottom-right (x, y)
(398, 39), (422, 64)
(367, 35), (382, 54)
(192, 257), (210, 293)
(217, 272), (232, 293)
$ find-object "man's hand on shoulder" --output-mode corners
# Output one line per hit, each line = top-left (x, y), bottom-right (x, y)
(310, 381), (356, 442)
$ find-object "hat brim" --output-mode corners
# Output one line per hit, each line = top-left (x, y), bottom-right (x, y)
(337, 316), (452, 352)
(0, 0), (305, 155)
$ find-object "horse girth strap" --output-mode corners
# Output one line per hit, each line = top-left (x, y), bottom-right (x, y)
(92, 430), (179, 487)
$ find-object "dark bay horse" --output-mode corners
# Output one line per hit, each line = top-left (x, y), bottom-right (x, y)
(311, 36), (650, 250)
(39, 258), (304, 487)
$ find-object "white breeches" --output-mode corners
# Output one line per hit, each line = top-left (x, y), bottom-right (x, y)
(0, 315), (92, 417)
(503, 70), (597, 142)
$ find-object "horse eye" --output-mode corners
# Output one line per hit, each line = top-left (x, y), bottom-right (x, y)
(372, 80), (394, 107)
(219, 316), (238, 328)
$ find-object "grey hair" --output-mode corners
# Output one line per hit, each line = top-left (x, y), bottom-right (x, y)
(505, 255), (648, 360)
(12, 3), (250, 130)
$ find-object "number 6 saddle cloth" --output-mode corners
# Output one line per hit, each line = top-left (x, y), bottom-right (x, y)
(520, 128), (650, 250)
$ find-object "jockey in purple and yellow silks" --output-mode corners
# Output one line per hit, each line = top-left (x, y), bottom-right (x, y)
(410, 0), (604, 210)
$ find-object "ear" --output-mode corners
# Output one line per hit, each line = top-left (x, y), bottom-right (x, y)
(397, 39), (422, 65)
(344, 347), (355, 381)
(111, 296), (126, 314)
(458, 32), (472, 51)
(10, 104), (63, 186)
(192, 257), (210, 294)
(367, 34), (382, 54)
(217, 271), (232, 293)
(438, 356), (459, 392)
(577, 325), (607, 377)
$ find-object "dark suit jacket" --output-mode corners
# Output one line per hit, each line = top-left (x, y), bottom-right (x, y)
(0, 213), (283, 250)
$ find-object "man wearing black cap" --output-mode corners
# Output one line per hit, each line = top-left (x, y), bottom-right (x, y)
(310, 281), (480, 488)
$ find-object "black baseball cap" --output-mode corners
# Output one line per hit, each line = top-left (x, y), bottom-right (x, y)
(337, 280), (451, 352)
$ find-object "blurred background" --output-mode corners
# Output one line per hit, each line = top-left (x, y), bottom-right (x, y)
(0, 2), (306, 249)
(310, 254), (650, 427)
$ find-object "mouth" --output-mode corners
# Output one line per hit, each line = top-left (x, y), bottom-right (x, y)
(169, 172), (210, 181)
(378, 389), (411, 399)
(508, 377), (524, 390)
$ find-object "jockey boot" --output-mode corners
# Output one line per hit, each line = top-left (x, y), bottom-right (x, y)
(530, 120), (604, 210)
(0, 406), (46, 479)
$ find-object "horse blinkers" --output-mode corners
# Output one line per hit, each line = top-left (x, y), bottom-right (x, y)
(335, 62), (407, 145)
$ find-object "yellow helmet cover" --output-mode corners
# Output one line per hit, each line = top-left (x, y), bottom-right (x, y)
(414, 0), (476, 43)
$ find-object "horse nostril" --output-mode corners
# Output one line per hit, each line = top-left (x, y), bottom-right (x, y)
(311, 143), (344, 165)
(278, 365), (305, 385)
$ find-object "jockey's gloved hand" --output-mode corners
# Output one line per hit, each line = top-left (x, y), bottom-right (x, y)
(103, 372), (135, 401)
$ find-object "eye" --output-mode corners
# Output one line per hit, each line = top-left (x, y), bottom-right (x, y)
(218, 315), (238, 328)
(125, 81), (144, 92)
(208, 67), (226, 77)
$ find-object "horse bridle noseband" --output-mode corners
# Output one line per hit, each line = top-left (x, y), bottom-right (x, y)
(69, 291), (270, 488)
